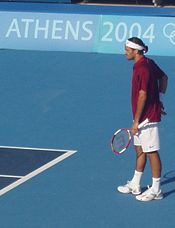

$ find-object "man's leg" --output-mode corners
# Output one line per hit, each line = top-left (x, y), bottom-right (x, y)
(136, 151), (163, 201)
(117, 145), (146, 195)
(147, 151), (162, 178)
(135, 145), (147, 172)
(130, 146), (146, 187)
(147, 151), (162, 193)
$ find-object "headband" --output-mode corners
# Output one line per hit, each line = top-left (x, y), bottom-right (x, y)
(125, 40), (145, 51)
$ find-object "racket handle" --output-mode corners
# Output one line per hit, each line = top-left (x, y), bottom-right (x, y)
(138, 118), (149, 129)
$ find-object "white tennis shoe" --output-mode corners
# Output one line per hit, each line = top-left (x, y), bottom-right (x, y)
(136, 186), (163, 201)
(117, 181), (141, 195)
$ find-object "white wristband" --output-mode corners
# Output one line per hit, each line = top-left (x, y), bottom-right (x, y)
(159, 92), (164, 102)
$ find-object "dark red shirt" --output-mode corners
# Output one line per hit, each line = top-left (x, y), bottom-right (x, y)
(132, 56), (165, 123)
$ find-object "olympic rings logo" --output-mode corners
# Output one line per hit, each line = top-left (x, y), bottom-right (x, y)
(163, 23), (175, 45)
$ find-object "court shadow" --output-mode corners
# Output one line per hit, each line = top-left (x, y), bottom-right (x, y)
(161, 170), (175, 198)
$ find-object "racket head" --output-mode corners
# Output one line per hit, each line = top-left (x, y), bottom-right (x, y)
(111, 128), (132, 154)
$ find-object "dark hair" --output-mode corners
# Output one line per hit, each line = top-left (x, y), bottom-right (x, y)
(128, 37), (148, 54)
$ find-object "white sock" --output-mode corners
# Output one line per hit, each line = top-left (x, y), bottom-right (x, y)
(152, 177), (161, 193)
(131, 170), (143, 186)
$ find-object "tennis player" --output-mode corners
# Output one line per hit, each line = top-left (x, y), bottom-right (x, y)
(117, 37), (168, 201)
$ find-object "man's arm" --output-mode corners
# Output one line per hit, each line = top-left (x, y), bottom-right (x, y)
(159, 74), (168, 115)
(132, 90), (147, 135)
(159, 74), (168, 94)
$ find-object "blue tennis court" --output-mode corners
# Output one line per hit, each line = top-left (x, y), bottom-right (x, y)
(0, 49), (174, 227)
(0, 0), (175, 227)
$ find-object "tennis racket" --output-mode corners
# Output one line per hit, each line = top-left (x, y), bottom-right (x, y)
(111, 118), (149, 155)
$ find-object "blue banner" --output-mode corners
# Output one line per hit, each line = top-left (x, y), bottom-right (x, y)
(96, 15), (175, 56)
(0, 12), (100, 52)
(0, 10), (175, 56)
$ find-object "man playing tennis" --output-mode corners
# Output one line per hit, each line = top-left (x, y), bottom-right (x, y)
(117, 37), (168, 201)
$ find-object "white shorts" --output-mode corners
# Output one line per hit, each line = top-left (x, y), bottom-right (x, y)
(133, 122), (160, 153)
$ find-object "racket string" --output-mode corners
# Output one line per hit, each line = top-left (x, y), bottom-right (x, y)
(112, 129), (131, 154)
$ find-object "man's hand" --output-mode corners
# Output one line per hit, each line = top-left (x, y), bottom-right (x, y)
(160, 101), (167, 116)
(131, 121), (139, 135)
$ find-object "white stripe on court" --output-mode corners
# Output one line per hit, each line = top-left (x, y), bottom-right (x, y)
(0, 145), (73, 152)
(0, 175), (23, 179)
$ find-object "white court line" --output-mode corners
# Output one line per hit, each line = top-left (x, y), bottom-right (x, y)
(0, 145), (72, 152)
(0, 146), (77, 196)
(0, 175), (24, 178)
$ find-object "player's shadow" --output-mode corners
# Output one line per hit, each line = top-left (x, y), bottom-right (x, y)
(161, 170), (175, 198)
